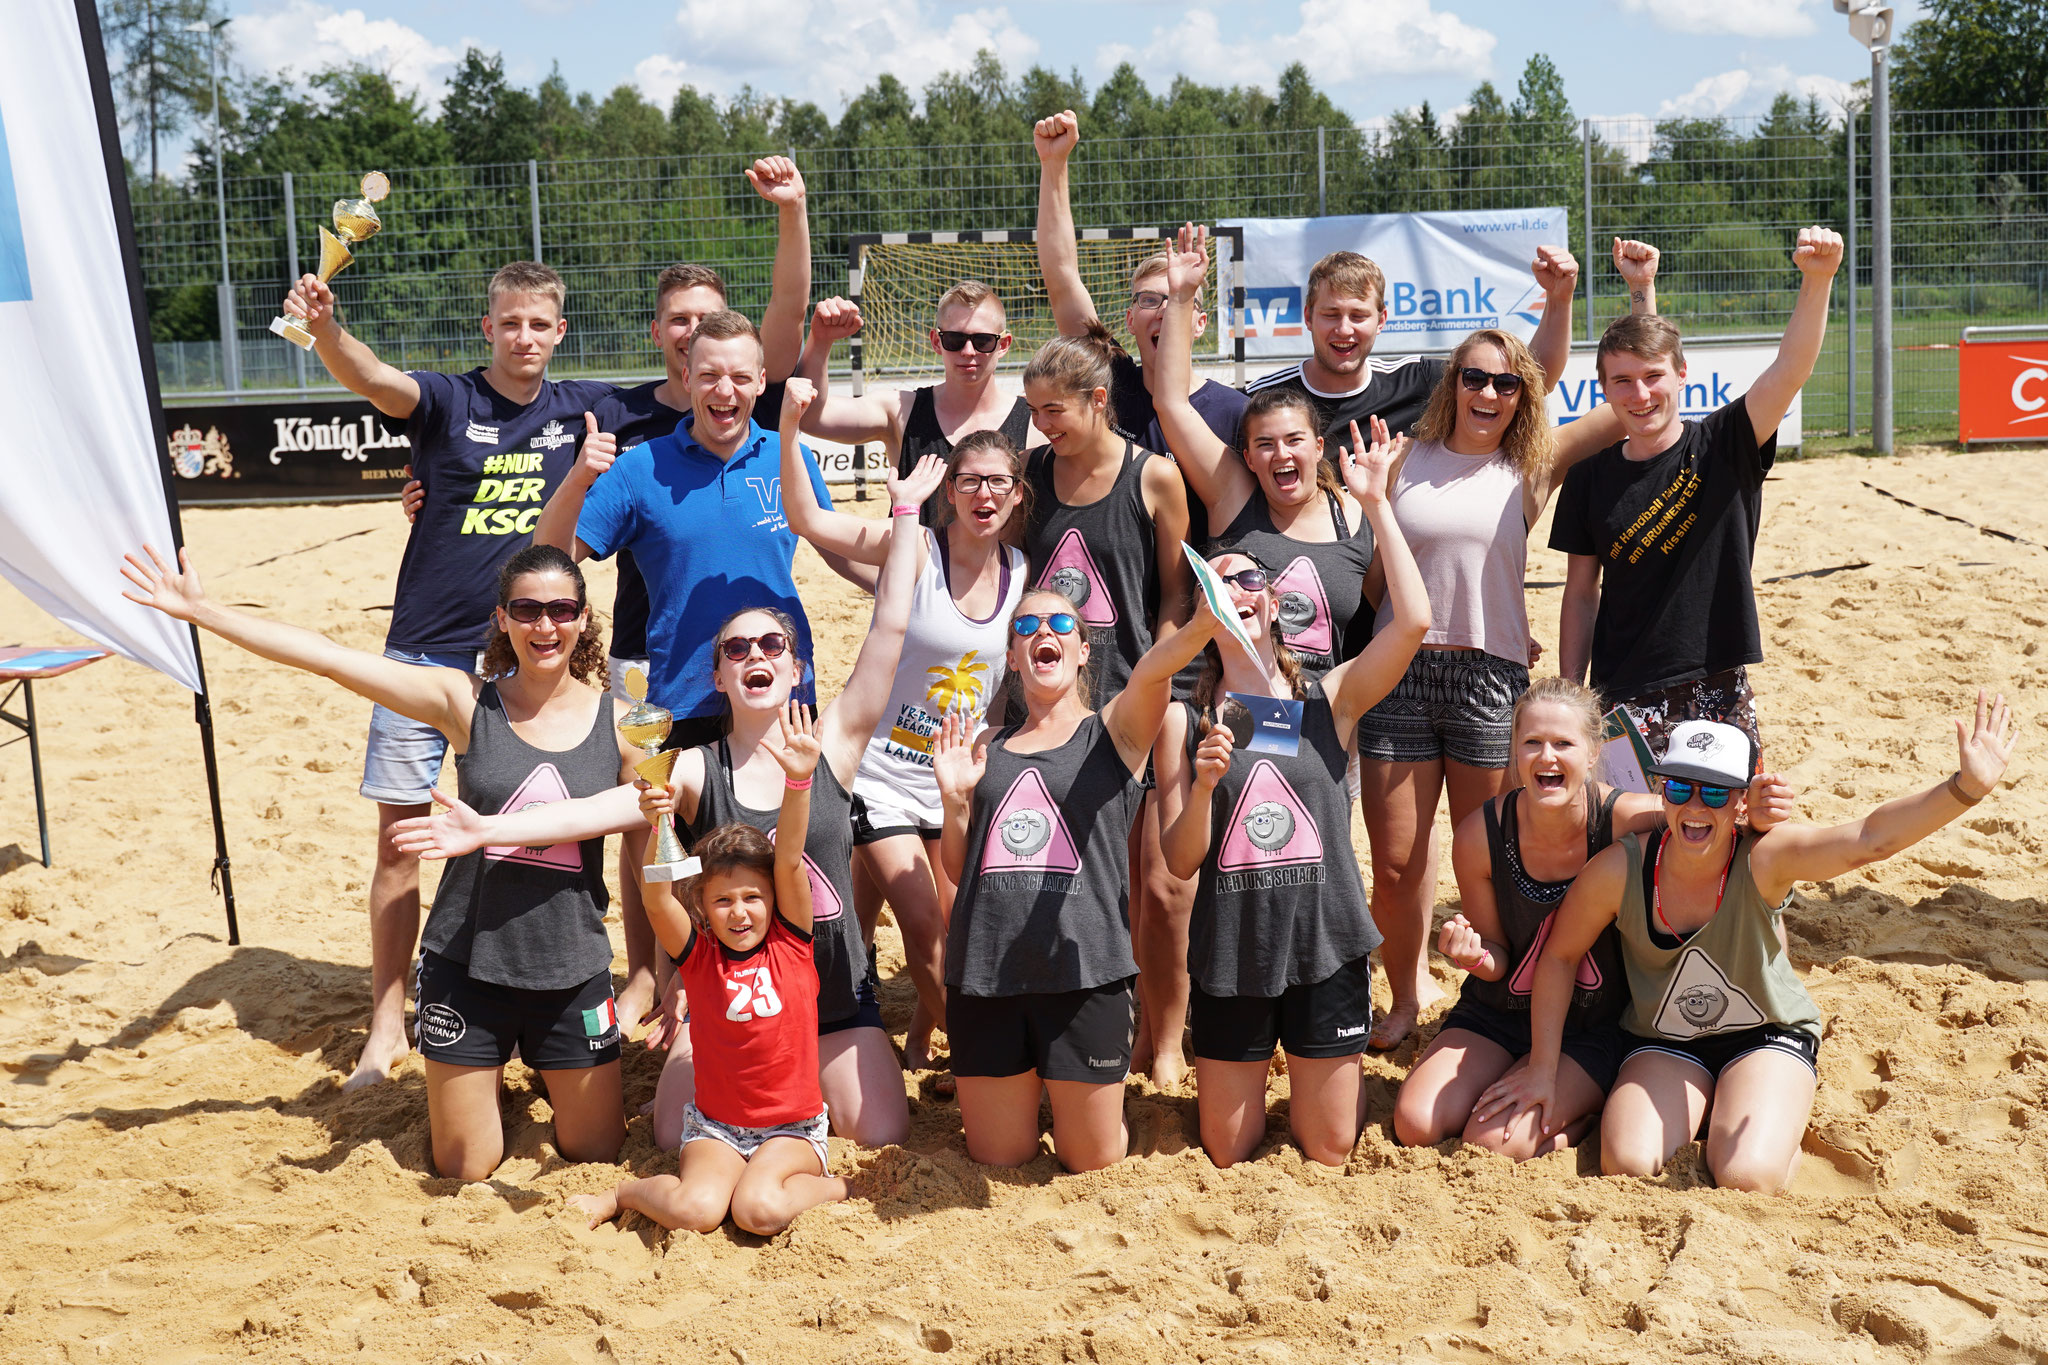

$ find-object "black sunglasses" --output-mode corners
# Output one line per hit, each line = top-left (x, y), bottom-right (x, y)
(1011, 613), (1078, 637)
(1459, 367), (1524, 397)
(935, 330), (1003, 353)
(1661, 778), (1734, 808)
(718, 632), (790, 662)
(505, 597), (583, 624)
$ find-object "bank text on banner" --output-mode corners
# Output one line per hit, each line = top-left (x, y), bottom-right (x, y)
(1546, 345), (1804, 448)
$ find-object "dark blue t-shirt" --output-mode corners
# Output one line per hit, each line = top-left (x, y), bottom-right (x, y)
(388, 368), (615, 653)
(574, 418), (830, 720)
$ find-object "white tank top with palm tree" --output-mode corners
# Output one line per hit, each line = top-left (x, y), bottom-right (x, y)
(854, 527), (1027, 827)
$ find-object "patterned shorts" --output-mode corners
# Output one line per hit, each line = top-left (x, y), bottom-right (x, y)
(680, 1102), (830, 1171)
(1619, 667), (1762, 764)
(1357, 648), (1531, 769)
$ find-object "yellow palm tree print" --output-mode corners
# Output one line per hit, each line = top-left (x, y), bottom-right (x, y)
(925, 651), (989, 716)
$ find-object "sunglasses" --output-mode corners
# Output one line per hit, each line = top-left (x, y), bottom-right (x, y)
(1459, 367), (1525, 397)
(504, 597), (583, 625)
(951, 472), (1017, 496)
(1011, 613), (1079, 638)
(935, 330), (1003, 353)
(1661, 778), (1734, 808)
(1218, 568), (1270, 593)
(718, 632), (790, 662)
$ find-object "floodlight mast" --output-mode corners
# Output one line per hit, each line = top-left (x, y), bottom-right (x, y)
(1837, 0), (1895, 452)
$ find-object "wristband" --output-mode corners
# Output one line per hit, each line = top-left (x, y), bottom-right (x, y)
(890, 503), (918, 517)
(784, 775), (814, 791)
(1948, 771), (1986, 806)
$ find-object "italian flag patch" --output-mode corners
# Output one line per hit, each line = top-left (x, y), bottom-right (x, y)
(582, 998), (618, 1037)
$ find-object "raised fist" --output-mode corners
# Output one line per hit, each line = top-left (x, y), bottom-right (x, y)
(1034, 110), (1079, 163)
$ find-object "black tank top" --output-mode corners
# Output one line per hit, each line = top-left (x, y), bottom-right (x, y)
(686, 741), (866, 1025)
(1209, 490), (1376, 680)
(898, 387), (1033, 526)
(1457, 783), (1627, 1032)
(1183, 683), (1380, 997)
(420, 684), (619, 990)
(945, 713), (1144, 997)
(1024, 440), (1163, 709)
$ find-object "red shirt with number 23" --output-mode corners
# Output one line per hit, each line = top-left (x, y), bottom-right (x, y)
(678, 912), (823, 1129)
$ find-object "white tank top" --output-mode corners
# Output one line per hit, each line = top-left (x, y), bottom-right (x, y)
(1375, 438), (1531, 665)
(854, 528), (1028, 826)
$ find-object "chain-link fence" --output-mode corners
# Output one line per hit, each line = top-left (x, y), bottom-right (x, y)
(136, 108), (2048, 441)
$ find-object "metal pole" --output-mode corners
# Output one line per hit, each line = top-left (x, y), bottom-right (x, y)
(528, 159), (543, 262)
(1845, 111), (1857, 437)
(282, 171), (306, 390)
(1582, 118), (1595, 342)
(1871, 49), (1893, 454)
(207, 29), (238, 392)
(1316, 127), (1327, 217)
(24, 682), (49, 868)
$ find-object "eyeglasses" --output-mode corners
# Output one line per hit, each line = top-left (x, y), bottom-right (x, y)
(1011, 613), (1078, 638)
(718, 632), (790, 662)
(505, 598), (583, 625)
(1459, 367), (1525, 397)
(1218, 568), (1270, 593)
(951, 472), (1017, 496)
(1661, 778), (1734, 808)
(1128, 290), (1169, 312)
(935, 330), (1003, 353)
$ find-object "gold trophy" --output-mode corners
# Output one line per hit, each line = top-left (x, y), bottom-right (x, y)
(617, 668), (697, 884)
(269, 171), (391, 350)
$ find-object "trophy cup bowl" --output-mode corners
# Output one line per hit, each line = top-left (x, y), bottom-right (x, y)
(271, 171), (390, 351)
(616, 668), (697, 885)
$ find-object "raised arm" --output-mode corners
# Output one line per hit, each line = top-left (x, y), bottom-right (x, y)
(280, 275), (421, 417)
(1558, 555), (1601, 685)
(747, 157), (812, 382)
(1102, 583), (1220, 772)
(534, 412), (614, 562)
(792, 298), (901, 449)
(120, 545), (472, 738)
(1613, 237), (1660, 317)
(1160, 717), (1229, 881)
(932, 711), (989, 884)
(1324, 420), (1430, 735)
(1156, 224), (1253, 517)
(1527, 246), (1579, 392)
(818, 455), (948, 780)
(768, 701), (820, 932)
(779, 377), (895, 566)
(1745, 226), (1843, 445)
(1033, 110), (1100, 337)
(1750, 690), (2018, 902)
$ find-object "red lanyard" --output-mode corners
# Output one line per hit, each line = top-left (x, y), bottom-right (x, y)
(1651, 836), (1734, 939)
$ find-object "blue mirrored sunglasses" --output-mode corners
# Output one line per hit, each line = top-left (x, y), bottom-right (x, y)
(1011, 613), (1079, 638)
(1661, 778), (1734, 808)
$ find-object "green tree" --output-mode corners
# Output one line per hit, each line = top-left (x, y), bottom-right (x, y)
(230, 65), (449, 175)
(1893, 0), (2048, 110)
(441, 48), (539, 165)
(100, 0), (229, 181)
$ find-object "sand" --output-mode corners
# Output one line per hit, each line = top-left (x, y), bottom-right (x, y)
(3, 443), (2047, 1364)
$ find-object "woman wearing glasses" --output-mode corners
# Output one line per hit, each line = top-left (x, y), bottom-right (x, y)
(121, 542), (636, 1182)
(1155, 422), (1430, 1169)
(931, 588), (1224, 1171)
(1479, 696), (2018, 1193)
(776, 379), (1032, 1070)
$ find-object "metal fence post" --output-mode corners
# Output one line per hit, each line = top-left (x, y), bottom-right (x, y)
(1845, 114), (1857, 437)
(528, 159), (544, 263)
(1582, 118), (1595, 342)
(1316, 127), (1327, 217)
(1871, 54), (1893, 454)
(282, 171), (306, 390)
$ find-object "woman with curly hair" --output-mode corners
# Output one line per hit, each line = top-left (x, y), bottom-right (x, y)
(121, 540), (638, 1182)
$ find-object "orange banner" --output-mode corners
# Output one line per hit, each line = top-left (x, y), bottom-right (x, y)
(1960, 338), (2048, 445)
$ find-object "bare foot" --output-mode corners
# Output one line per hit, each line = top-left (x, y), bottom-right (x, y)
(341, 1030), (408, 1091)
(617, 980), (656, 1046)
(904, 1024), (937, 1072)
(566, 1190), (621, 1229)
(1150, 1049), (1188, 1090)
(1368, 1001), (1421, 1051)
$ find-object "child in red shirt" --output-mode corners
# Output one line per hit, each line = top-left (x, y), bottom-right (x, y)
(570, 702), (848, 1235)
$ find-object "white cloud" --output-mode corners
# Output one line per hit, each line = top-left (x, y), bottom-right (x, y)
(1654, 63), (1856, 119)
(631, 55), (696, 110)
(1096, 1), (1495, 89)
(1616, 0), (1819, 38)
(655, 0), (1039, 109)
(235, 1), (464, 108)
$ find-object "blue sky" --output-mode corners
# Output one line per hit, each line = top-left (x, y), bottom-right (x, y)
(215, 0), (1921, 147)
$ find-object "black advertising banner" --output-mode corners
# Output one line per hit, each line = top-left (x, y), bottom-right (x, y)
(163, 397), (412, 503)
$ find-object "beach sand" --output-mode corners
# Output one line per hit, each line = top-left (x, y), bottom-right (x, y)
(3, 443), (2046, 1363)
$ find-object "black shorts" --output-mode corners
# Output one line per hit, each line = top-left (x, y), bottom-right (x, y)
(1189, 955), (1375, 1062)
(414, 950), (621, 1070)
(948, 977), (1136, 1083)
(1620, 1023), (1819, 1081)
(1437, 996), (1629, 1092)
(849, 792), (937, 847)
(819, 958), (885, 1035)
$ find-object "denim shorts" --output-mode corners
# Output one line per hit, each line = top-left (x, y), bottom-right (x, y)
(359, 648), (478, 804)
(1357, 648), (1530, 769)
(680, 1101), (830, 1171)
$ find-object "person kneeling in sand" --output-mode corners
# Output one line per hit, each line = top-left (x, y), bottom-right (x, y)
(572, 703), (850, 1236)
(1477, 691), (2018, 1193)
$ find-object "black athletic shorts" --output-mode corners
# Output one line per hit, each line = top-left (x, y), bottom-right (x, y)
(414, 950), (621, 1070)
(948, 977), (1136, 1083)
(1437, 996), (1629, 1092)
(1189, 955), (1375, 1062)
(1620, 1023), (1819, 1081)
(819, 958), (885, 1035)
(849, 792), (937, 847)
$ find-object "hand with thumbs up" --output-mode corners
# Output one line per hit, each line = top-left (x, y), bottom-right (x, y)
(574, 411), (618, 485)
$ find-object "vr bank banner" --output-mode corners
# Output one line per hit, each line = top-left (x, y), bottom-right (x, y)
(0, 0), (203, 692)
(1222, 208), (1568, 358)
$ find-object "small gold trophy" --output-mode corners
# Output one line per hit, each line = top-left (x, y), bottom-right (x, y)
(617, 668), (697, 884)
(269, 170), (391, 350)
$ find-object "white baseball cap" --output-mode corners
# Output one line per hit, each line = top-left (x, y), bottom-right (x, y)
(1649, 720), (1752, 789)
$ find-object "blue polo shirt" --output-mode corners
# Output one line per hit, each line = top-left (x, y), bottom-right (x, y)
(575, 420), (832, 719)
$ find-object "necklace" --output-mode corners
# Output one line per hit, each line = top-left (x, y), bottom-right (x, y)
(1651, 835), (1736, 940)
